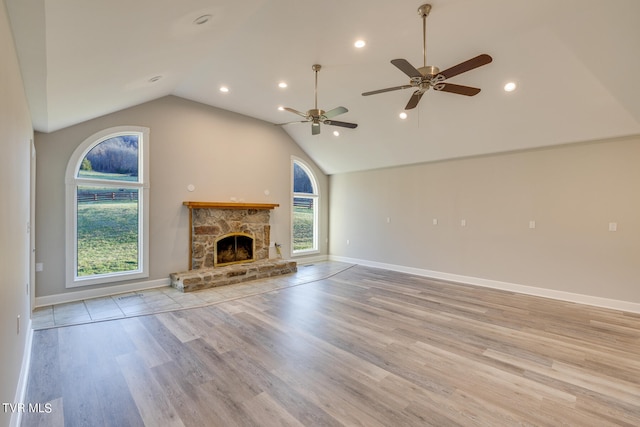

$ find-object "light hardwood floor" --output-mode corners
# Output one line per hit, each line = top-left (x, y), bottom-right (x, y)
(22, 263), (640, 426)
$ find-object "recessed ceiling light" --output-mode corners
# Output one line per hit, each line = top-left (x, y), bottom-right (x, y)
(193, 14), (212, 25)
(148, 75), (162, 83)
(504, 82), (517, 92)
(333, 130), (340, 137)
(399, 112), (408, 119)
(219, 86), (229, 93)
(354, 40), (366, 48)
(278, 82), (288, 88)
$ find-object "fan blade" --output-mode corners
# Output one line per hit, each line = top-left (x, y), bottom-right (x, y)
(324, 120), (357, 129)
(405, 91), (425, 110)
(323, 106), (348, 119)
(362, 85), (413, 96)
(391, 59), (422, 78)
(434, 83), (481, 96)
(275, 120), (308, 126)
(311, 123), (320, 135)
(437, 54), (492, 80)
(283, 107), (309, 118)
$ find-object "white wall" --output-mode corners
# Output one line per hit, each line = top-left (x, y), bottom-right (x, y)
(329, 136), (640, 307)
(34, 96), (328, 300)
(0, 0), (34, 425)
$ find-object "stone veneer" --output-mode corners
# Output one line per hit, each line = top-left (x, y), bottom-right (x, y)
(191, 207), (271, 269)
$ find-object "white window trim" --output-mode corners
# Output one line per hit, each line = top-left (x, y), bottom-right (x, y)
(64, 126), (150, 288)
(291, 156), (319, 256)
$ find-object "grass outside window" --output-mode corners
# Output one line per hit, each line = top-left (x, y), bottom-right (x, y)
(77, 190), (139, 276)
(293, 205), (314, 251)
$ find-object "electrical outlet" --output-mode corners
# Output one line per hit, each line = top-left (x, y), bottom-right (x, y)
(36, 263), (43, 272)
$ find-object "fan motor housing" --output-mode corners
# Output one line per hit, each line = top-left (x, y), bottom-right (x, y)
(308, 108), (324, 118)
(418, 65), (439, 77)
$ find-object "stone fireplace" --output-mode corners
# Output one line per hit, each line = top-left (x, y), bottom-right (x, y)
(189, 203), (272, 270)
(170, 202), (297, 292)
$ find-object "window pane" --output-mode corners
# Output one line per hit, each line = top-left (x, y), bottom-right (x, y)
(76, 186), (139, 276)
(293, 162), (314, 194)
(78, 135), (139, 181)
(293, 197), (314, 251)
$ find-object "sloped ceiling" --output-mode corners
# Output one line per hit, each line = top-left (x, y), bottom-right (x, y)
(7, 0), (640, 174)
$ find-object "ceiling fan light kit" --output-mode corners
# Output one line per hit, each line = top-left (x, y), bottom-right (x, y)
(362, 4), (493, 110)
(277, 64), (358, 135)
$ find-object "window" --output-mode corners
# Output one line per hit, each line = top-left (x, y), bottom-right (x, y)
(65, 126), (149, 287)
(292, 158), (319, 254)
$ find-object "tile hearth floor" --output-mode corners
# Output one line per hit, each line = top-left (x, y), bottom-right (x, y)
(32, 261), (355, 330)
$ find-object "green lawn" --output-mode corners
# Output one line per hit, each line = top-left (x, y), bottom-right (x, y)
(78, 170), (138, 181)
(77, 200), (139, 276)
(293, 206), (314, 251)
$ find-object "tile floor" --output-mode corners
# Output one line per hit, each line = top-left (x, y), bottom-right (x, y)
(32, 261), (355, 330)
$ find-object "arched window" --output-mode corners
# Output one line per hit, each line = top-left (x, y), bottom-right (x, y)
(65, 126), (149, 287)
(292, 158), (319, 254)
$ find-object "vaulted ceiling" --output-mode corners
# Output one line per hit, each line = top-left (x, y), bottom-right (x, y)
(7, 0), (640, 174)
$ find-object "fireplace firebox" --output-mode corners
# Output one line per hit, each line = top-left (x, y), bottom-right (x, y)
(214, 233), (255, 267)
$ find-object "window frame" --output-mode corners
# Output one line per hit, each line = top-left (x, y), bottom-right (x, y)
(291, 157), (319, 256)
(64, 126), (150, 288)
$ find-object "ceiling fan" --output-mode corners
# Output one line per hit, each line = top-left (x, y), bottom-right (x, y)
(362, 4), (492, 110)
(277, 64), (357, 135)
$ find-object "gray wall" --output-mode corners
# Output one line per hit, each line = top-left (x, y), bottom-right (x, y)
(0, 0), (33, 424)
(329, 136), (640, 304)
(35, 96), (328, 298)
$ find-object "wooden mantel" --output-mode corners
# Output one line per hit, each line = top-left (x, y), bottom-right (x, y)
(183, 201), (279, 210)
(183, 202), (279, 269)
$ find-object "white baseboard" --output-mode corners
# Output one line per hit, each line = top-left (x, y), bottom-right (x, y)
(35, 278), (171, 308)
(11, 317), (33, 427)
(329, 255), (640, 314)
